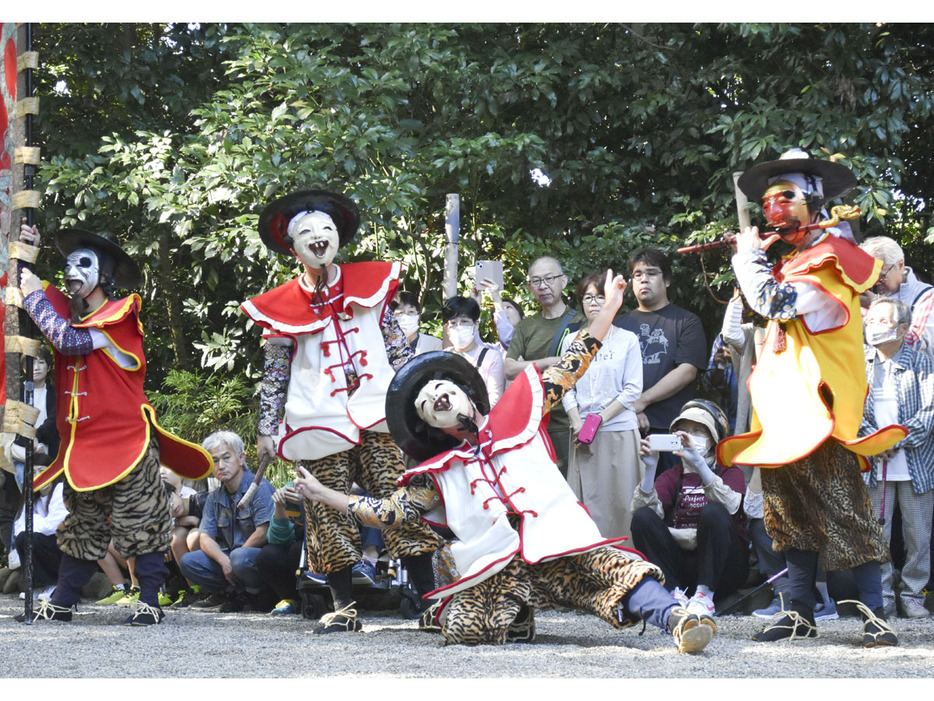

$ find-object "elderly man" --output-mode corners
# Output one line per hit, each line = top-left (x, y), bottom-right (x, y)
(859, 236), (934, 357)
(720, 149), (906, 646)
(240, 190), (441, 633)
(504, 256), (583, 476)
(860, 297), (934, 619)
(179, 431), (276, 612)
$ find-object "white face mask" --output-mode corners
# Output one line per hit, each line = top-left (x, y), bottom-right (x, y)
(288, 211), (340, 269)
(450, 325), (476, 350)
(65, 248), (101, 299)
(396, 314), (419, 336)
(415, 379), (475, 430)
(685, 432), (713, 455)
(866, 326), (901, 347)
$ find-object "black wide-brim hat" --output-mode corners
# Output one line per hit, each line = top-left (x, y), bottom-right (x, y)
(386, 351), (490, 463)
(258, 190), (360, 256)
(54, 229), (142, 290)
(738, 154), (856, 203)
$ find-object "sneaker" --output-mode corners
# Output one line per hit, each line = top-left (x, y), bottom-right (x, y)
(219, 594), (247, 613)
(171, 586), (201, 608)
(686, 590), (716, 617)
(158, 590), (175, 607)
(666, 606), (717, 653)
(191, 590), (228, 609)
(14, 599), (73, 623)
(270, 599), (299, 616)
(899, 596), (931, 619)
(301, 571), (327, 587)
(114, 586), (140, 607)
(351, 559), (377, 585)
(753, 594), (785, 619)
(814, 598), (839, 621)
(123, 602), (165, 626)
(671, 587), (690, 607)
(96, 585), (128, 605)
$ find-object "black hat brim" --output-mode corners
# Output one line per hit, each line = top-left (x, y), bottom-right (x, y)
(738, 157), (856, 202)
(386, 351), (490, 463)
(258, 190), (360, 256)
(54, 229), (142, 290)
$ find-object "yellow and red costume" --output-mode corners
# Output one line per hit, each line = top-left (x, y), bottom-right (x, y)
(34, 283), (212, 491)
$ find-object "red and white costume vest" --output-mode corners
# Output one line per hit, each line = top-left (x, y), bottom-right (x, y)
(34, 285), (213, 492)
(240, 262), (400, 462)
(400, 365), (630, 598)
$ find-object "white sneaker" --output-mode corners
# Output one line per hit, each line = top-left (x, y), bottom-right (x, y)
(686, 590), (716, 616)
(899, 597), (931, 618)
(19, 585), (55, 601)
(671, 587), (690, 607)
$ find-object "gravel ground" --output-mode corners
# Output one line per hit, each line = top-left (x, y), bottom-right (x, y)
(3, 590), (934, 683)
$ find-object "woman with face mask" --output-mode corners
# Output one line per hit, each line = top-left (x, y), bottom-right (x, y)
(631, 399), (750, 619)
(392, 291), (443, 356)
(441, 296), (504, 407)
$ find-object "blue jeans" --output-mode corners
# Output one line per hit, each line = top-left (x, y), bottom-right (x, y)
(179, 547), (265, 594)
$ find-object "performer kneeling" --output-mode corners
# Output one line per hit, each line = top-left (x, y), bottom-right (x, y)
(295, 270), (717, 653)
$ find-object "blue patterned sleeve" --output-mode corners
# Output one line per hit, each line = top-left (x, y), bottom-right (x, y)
(23, 290), (94, 355)
(731, 249), (799, 322)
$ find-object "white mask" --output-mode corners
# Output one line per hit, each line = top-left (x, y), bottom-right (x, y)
(685, 432), (713, 455)
(867, 326), (901, 347)
(288, 211), (340, 269)
(415, 379), (475, 430)
(396, 314), (420, 336)
(65, 248), (101, 299)
(450, 325), (476, 351)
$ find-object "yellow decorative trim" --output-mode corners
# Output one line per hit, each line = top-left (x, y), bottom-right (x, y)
(5, 335), (41, 357)
(17, 51), (39, 71)
(9, 240), (39, 264)
(14, 96), (39, 117)
(11, 190), (41, 210)
(5, 286), (23, 308)
(14, 146), (40, 165)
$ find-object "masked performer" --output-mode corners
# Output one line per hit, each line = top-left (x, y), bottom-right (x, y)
(241, 190), (442, 633)
(718, 150), (906, 645)
(294, 270), (717, 653)
(15, 222), (213, 625)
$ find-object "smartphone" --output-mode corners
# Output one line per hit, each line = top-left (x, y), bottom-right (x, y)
(475, 260), (504, 291)
(577, 413), (603, 444)
(648, 433), (683, 452)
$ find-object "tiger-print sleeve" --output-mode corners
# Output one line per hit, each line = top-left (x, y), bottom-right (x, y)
(346, 473), (441, 529)
(541, 330), (601, 413)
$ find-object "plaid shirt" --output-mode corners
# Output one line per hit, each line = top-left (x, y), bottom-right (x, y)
(861, 342), (934, 493)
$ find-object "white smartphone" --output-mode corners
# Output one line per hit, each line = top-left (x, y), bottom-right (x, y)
(648, 433), (683, 452)
(475, 260), (504, 291)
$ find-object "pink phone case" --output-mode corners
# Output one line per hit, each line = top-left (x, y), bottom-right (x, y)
(577, 413), (602, 444)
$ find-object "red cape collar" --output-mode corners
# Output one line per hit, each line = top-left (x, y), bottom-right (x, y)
(778, 234), (881, 293)
(241, 261), (400, 335)
(400, 365), (546, 484)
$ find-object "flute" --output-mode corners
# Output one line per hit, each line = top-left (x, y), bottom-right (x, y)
(676, 205), (861, 254)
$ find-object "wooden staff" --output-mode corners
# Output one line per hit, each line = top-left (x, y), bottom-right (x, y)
(237, 450), (273, 510)
(5, 22), (43, 623)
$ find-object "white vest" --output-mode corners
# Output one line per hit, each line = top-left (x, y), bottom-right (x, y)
(403, 366), (625, 598)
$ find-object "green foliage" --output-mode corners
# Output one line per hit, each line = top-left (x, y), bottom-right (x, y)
(27, 22), (934, 403)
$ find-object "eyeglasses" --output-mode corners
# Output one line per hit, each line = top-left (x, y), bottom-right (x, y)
(631, 269), (663, 281)
(446, 319), (475, 328)
(878, 264), (895, 281)
(528, 273), (565, 288)
(582, 294), (605, 305)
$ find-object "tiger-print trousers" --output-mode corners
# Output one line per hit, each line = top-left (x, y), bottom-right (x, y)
(439, 546), (664, 645)
(762, 439), (890, 571)
(299, 430), (442, 574)
(58, 433), (171, 561)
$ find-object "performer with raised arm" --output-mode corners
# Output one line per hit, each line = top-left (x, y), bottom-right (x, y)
(240, 190), (441, 634)
(719, 149), (906, 646)
(14, 220), (213, 625)
(294, 270), (718, 653)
